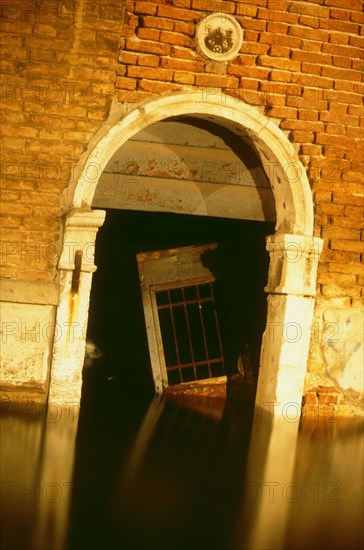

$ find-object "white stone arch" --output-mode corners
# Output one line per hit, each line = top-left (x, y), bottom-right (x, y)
(67, 92), (313, 235)
(51, 93), (323, 416)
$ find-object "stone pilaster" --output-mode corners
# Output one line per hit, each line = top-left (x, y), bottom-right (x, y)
(48, 209), (105, 405)
(255, 234), (324, 416)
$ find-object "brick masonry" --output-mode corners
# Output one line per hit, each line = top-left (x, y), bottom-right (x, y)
(0, 0), (363, 413)
(0, 0), (126, 281)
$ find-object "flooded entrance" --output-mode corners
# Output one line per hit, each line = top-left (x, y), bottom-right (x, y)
(1, 394), (363, 550)
(86, 209), (273, 399)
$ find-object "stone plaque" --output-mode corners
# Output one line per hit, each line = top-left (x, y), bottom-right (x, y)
(195, 13), (244, 61)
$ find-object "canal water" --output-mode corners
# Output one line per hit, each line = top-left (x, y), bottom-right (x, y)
(1, 381), (363, 550)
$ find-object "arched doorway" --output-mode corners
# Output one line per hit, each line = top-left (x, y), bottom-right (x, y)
(89, 116), (275, 395)
(50, 93), (323, 416)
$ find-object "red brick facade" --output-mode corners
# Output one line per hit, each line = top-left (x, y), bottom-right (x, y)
(1, 0), (126, 281)
(1, 0), (362, 295)
(116, 0), (363, 309)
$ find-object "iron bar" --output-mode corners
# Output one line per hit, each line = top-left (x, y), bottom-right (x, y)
(156, 283), (225, 384)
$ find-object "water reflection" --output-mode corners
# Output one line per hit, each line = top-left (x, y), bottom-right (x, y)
(233, 412), (301, 550)
(68, 391), (254, 550)
(1, 390), (363, 550)
(284, 419), (364, 550)
(0, 402), (78, 550)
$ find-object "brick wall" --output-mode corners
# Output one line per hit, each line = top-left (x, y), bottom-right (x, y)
(115, 0), (363, 306)
(1, 0), (362, 292)
(0, 0), (126, 281)
(115, 1), (363, 417)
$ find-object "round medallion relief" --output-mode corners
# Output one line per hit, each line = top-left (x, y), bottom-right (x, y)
(195, 13), (244, 62)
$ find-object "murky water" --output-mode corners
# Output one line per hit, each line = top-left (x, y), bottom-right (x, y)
(1, 385), (363, 550)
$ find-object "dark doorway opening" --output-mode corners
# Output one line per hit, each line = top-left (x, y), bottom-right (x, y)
(85, 209), (274, 401)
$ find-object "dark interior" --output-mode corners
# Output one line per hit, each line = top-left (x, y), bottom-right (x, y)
(85, 209), (274, 400)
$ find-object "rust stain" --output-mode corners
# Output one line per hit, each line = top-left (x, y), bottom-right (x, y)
(67, 254), (81, 342)
(68, 292), (75, 324)
(66, 291), (80, 344)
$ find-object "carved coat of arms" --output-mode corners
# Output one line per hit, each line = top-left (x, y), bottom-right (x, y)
(204, 25), (234, 55)
(196, 13), (244, 61)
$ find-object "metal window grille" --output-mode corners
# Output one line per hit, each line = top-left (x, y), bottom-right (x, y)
(155, 282), (225, 385)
